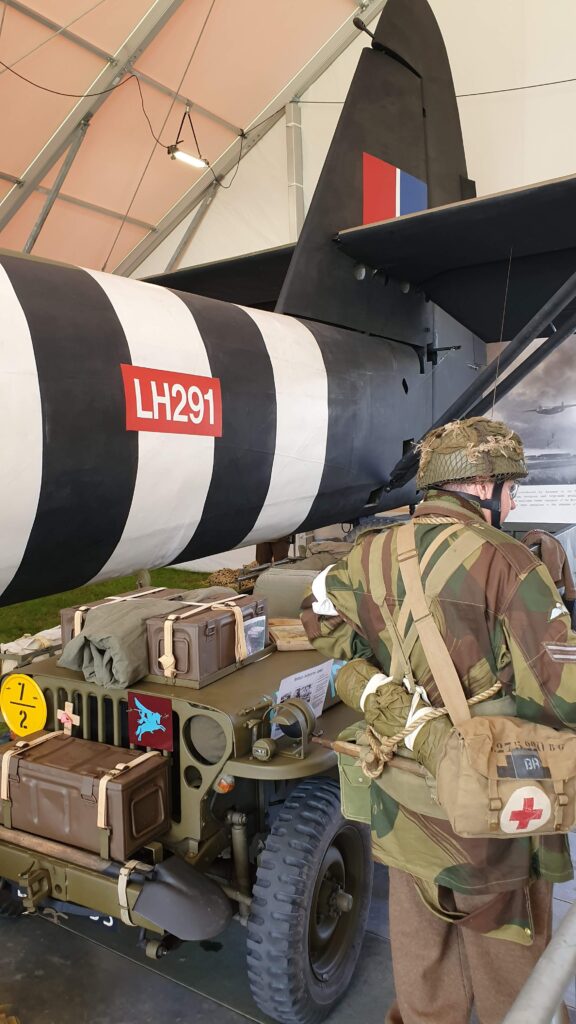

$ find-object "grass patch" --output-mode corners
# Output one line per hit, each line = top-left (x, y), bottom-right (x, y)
(0, 568), (211, 645)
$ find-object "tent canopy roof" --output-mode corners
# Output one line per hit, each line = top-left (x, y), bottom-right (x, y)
(0, 0), (372, 273)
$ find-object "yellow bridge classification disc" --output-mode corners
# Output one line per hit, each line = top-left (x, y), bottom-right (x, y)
(0, 673), (47, 736)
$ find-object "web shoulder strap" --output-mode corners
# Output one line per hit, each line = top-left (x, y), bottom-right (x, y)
(396, 520), (471, 725)
(400, 525), (488, 659)
(365, 529), (415, 687)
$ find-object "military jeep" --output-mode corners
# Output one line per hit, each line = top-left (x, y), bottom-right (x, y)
(0, 646), (373, 1024)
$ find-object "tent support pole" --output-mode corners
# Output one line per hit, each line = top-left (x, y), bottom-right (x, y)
(286, 101), (305, 241)
(163, 182), (219, 274)
(23, 119), (90, 254)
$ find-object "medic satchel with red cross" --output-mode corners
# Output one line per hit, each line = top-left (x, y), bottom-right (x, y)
(383, 521), (576, 839)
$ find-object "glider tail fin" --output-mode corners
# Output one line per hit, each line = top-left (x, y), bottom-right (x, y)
(276, 0), (474, 338)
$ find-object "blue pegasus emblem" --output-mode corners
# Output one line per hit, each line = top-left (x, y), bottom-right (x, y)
(134, 697), (166, 742)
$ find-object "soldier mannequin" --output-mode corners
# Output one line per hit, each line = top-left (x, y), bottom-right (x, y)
(302, 418), (576, 1024)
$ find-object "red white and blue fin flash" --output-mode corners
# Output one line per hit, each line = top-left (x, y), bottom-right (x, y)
(362, 152), (428, 225)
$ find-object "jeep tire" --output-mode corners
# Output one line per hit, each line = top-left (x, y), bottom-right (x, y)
(247, 778), (373, 1024)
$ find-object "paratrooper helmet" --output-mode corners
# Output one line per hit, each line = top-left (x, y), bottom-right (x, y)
(416, 416), (527, 490)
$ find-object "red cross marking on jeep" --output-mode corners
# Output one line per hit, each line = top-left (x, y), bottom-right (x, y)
(510, 797), (543, 831)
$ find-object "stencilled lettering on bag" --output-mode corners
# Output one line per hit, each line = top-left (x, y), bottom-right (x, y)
(494, 738), (566, 754)
(497, 750), (551, 779)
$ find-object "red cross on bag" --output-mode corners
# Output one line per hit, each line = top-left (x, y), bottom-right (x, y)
(500, 787), (552, 834)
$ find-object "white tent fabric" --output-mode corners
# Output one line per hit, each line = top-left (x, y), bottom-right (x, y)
(136, 0), (576, 279)
(1, 1), (575, 279)
(0, 0), (384, 272)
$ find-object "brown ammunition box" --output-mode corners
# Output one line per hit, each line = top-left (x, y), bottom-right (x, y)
(147, 596), (268, 687)
(1, 733), (170, 861)
(60, 587), (187, 645)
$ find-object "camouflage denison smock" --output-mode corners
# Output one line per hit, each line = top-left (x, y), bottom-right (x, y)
(302, 491), (576, 940)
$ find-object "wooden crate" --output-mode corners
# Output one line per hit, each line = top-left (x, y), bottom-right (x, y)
(268, 618), (313, 651)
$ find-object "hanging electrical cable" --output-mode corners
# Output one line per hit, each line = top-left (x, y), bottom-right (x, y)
(0, 52), (279, 155)
(298, 76), (576, 103)
(0, 0), (112, 76)
(167, 107), (208, 167)
(0, 19), (279, 200)
(0, 57), (140, 96)
(457, 76), (576, 98)
(0, 0), (296, 267)
(100, 0), (218, 271)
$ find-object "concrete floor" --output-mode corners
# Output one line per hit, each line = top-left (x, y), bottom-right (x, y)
(2, 860), (575, 1024)
(5, 867), (395, 1024)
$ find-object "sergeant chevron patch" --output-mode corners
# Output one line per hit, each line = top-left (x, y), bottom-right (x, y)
(544, 643), (576, 662)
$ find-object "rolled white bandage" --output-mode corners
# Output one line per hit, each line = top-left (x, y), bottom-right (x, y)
(359, 673), (394, 711)
(311, 565), (337, 615)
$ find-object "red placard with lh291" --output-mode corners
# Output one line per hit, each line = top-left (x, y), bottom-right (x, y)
(121, 363), (222, 436)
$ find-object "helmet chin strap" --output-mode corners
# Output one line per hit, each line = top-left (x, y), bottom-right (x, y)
(478, 480), (505, 529)
(435, 481), (505, 529)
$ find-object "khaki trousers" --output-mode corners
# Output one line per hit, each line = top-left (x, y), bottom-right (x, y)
(255, 537), (291, 565)
(385, 868), (561, 1024)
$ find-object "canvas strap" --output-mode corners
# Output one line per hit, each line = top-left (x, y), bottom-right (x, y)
(365, 523), (471, 689)
(399, 528), (488, 660)
(1, 730), (62, 828)
(115, 856), (152, 929)
(159, 597), (247, 679)
(96, 750), (161, 833)
(396, 520), (471, 725)
(228, 604), (249, 662)
(72, 587), (167, 637)
(396, 523), (463, 642)
(367, 531), (414, 686)
(1, 730), (61, 802)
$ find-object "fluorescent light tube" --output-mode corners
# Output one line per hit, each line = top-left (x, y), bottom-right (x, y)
(169, 147), (207, 169)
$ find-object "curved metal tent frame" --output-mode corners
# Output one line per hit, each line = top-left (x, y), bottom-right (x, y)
(0, 0), (386, 274)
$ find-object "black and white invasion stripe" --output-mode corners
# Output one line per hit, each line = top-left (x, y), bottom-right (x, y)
(0, 252), (423, 606)
(0, 255), (137, 605)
